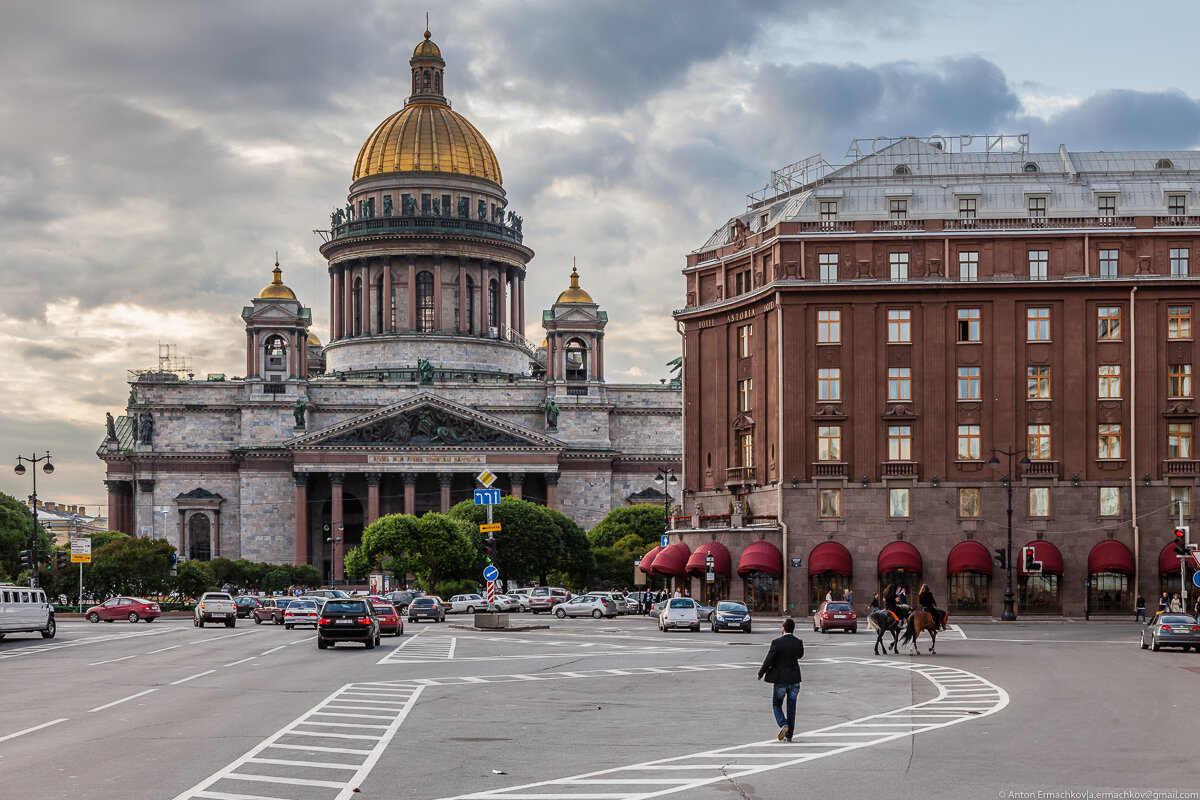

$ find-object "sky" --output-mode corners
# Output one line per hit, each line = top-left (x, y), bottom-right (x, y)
(4, 0), (1200, 510)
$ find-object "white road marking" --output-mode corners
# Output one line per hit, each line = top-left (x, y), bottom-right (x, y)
(0, 627), (175, 660)
(87, 688), (159, 713)
(189, 630), (256, 645)
(0, 717), (68, 743)
(260, 646), (287, 656)
(224, 657), (257, 667)
(376, 633), (456, 664)
(288, 636), (314, 644)
(147, 644), (184, 654)
(88, 654), (137, 666)
(376, 632), (714, 665)
(171, 670), (217, 685)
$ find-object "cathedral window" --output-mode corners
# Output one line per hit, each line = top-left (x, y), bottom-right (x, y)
(434, 71), (441, 93)
(455, 274), (475, 334)
(423, 70), (431, 92)
(374, 275), (384, 333)
(488, 279), (499, 331)
(565, 338), (588, 381)
(187, 514), (211, 562)
(353, 278), (363, 335)
(417, 271), (435, 332)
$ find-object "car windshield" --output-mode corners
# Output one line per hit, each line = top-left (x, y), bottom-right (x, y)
(717, 602), (747, 612)
(325, 601), (367, 613)
(291, 602), (316, 610)
(372, 604), (395, 614)
(1161, 614), (1196, 624)
(669, 599), (693, 608)
(826, 603), (852, 612)
(413, 599), (435, 607)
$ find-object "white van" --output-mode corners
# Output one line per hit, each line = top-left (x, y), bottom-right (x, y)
(0, 583), (56, 639)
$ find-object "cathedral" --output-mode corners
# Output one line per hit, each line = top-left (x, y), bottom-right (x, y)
(98, 30), (681, 582)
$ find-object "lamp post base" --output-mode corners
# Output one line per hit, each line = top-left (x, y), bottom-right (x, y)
(1001, 591), (1017, 621)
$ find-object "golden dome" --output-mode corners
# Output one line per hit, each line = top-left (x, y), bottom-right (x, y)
(307, 331), (322, 346)
(353, 102), (502, 183)
(259, 264), (298, 300)
(413, 30), (441, 58)
(556, 265), (594, 304)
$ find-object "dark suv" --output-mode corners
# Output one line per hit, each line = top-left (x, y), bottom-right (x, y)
(317, 599), (381, 650)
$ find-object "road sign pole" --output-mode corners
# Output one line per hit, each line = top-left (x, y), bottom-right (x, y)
(78, 561), (82, 613)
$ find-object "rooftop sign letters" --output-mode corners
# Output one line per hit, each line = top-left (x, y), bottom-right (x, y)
(367, 455), (486, 465)
(844, 133), (1031, 159)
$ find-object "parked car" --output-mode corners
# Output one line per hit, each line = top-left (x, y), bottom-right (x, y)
(490, 594), (520, 612)
(813, 601), (858, 634)
(650, 599), (668, 618)
(448, 594), (489, 614)
(384, 590), (423, 612)
(503, 593), (531, 612)
(253, 597), (295, 625)
(696, 602), (716, 622)
(317, 599), (381, 650)
(659, 598), (701, 632)
(554, 595), (618, 619)
(83, 596), (161, 624)
(370, 602), (404, 636)
(408, 596), (446, 623)
(234, 596), (262, 618)
(304, 589), (351, 599)
(1141, 612), (1200, 651)
(711, 600), (752, 633)
(529, 586), (569, 614)
(283, 599), (321, 629)
(590, 592), (630, 615)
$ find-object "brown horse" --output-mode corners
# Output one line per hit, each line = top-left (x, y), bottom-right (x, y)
(899, 610), (947, 655)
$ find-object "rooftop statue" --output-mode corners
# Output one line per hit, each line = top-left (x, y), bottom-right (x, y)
(106, 412), (117, 440)
(293, 399), (306, 428)
(544, 397), (560, 430)
(417, 358), (434, 385)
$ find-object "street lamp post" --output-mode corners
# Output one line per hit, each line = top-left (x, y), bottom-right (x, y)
(653, 467), (678, 592)
(14, 451), (54, 588)
(987, 447), (1031, 622)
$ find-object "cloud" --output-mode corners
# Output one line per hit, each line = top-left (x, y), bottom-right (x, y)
(1031, 89), (1200, 151)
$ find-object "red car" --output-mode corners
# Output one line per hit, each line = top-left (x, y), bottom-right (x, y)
(370, 603), (404, 636)
(85, 597), (161, 624)
(813, 601), (857, 634)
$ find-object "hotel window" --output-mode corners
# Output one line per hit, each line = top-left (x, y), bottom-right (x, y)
(1169, 305), (1192, 339)
(818, 368), (841, 401)
(1099, 487), (1121, 516)
(958, 487), (981, 518)
(740, 433), (754, 467)
(889, 488), (911, 518)
(888, 367), (912, 401)
(887, 308), (912, 343)
(819, 253), (838, 283)
(1169, 364), (1192, 398)
(1028, 249), (1048, 280)
(1097, 305), (1122, 340)
(1097, 195), (1116, 217)
(1171, 248), (1190, 277)
(888, 425), (912, 461)
(957, 425), (981, 460)
(1027, 307), (1051, 341)
(1097, 248), (1118, 278)
(958, 197), (977, 219)
(1171, 486), (1192, 517)
(819, 488), (841, 518)
(737, 323), (753, 358)
(1028, 196), (1046, 218)
(959, 251), (979, 281)
(1027, 365), (1051, 399)
(738, 379), (753, 412)
(889, 198), (908, 219)
(1169, 422), (1193, 459)
(1098, 424), (1123, 459)
(817, 310), (840, 344)
(819, 201), (838, 223)
(817, 426), (842, 462)
(1027, 424), (1052, 460)
(1169, 194), (1187, 217)
(1097, 365), (1122, 398)
(1028, 487), (1050, 517)
(957, 308), (981, 342)
(958, 367), (981, 400)
(889, 252), (909, 282)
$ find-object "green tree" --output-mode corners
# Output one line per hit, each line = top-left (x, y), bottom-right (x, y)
(291, 563), (322, 589)
(0, 491), (53, 580)
(448, 496), (561, 587)
(174, 560), (214, 600)
(344, 547), (370, 580)
(359, 512), (473, 595)
(544, 507), (594, 590)
(88, 537), (174, 598)
(86, 530), (131, 551)
(207, 557), (246, 591)
(588, 504), (665, 548)
(592, 533), (653, 589)
(236, 559), (272, 591)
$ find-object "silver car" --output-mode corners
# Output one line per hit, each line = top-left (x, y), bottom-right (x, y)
(554, 595), (617, 619)
(1140, 612), (1200, 651)
(590, 591), (630, 615)
(283, 600), (320, 629)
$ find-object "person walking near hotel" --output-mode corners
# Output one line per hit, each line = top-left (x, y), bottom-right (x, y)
(1170, 593), (1183, 613)
(1159, 592), (1169, 613)
(1135, 593), (1146, 623)
(757, 617), (804, 742)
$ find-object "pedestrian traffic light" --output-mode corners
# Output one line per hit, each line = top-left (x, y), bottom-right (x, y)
(1174, 527), (1190, 557)
(55, 550), (68, 570)
(484, 537), (496, 562)
(993, 548), (1006, 569)
(1022, 546), (1041, 573)
(19, 549), (32, 568)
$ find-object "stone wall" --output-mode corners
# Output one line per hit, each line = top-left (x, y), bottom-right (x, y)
(323, 334), (530, 373)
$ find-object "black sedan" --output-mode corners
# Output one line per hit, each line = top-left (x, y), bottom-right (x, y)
(407, 596), (446, 623)
(1140, 613), (1200, 652)
(234, 596), (262, 618)
(317, 599), (381, 650)
(711, 600), (752, 633)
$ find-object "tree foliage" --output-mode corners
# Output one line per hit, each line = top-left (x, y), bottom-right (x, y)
(591, 532), (655, 590)
(358, 512), (474, 595)
(588, 504), (665, 548)
(87, 537), (174, 598)
(0, 492), (53, 580)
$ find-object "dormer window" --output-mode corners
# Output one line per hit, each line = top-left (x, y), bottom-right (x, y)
(1023, 162), (1039, 173)
(889, 198), (908, 219)
(1169, 194), (1187, 217)
(1098, 195), (1116, 217)
(1157, 158), (1175, 170)
(893, 164), (911, 176)
(758, 212), (769, 230)
(1028, 196), (1047, 218)
(958, 197), (977, 219)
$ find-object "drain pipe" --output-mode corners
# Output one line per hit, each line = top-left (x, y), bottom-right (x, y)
(1129, 286), (1140, 605)
(775, 290), (790, 617)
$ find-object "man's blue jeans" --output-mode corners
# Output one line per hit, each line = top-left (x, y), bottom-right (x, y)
(772, 682), (799, 739)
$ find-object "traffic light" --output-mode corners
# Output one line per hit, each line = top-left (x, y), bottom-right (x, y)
(484, 538), (497, 563)
(55, 550), (68, 570)
(1022, 546), (1039, 572)
(19, 549), (32, 568)
(1174, 527), (1190, 557)
(993, 548), (1006, 569)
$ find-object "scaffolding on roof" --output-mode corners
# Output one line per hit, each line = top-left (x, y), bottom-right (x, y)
(128, 343), (194, 382)
(747, 153), (838, 206)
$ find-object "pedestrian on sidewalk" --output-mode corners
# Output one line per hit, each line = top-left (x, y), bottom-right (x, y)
(1159, 592), (1169, 613)
(1135, 593), (1146, 623)
(757, 617), (804, 743)
(1170, 593), (1183, 613)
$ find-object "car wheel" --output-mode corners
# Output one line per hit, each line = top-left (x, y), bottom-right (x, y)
(226, 619), (235, 628)
(285, 624), (293, 629)
(374, 633), (381, 646)
(104, 619), (114, 623)
(745, 625), (752, 634)
(820, 625), (827, 634)
(555, 608), (566, 618)
(254, 615), (263, 625)
(41, 618), (56, 639)
(365, 635), (376, 650)
(274, 616), (283, 625)
(813, 623), (818, 632)
(145, 617), (156, 623)
(317, 637), (328, 650)
(1152, 637), (1161, 651)
(691, 623), (700, 632)
(1141, 634), (1149, 649)
(87, 612), (100, 623)
(194, 617), (201, 628)
(466, 606), (475, 614)
(592, 610), (603, 619)
(128, 612), (140, 623)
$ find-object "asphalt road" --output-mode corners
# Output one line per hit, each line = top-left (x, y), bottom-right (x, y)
(1, 613), (1196, 800)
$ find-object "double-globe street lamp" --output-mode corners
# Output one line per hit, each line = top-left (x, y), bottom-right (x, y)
(652, 468), (678, 594)
(14, 451), (55, 588)
(987, 447), (1031, 622)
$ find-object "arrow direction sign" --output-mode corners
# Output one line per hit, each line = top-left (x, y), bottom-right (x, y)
(474, 488), (501, 505)
(484, 565), (499, 582)
(480, 523), (502, 533)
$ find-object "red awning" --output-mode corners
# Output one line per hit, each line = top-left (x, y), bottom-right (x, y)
(1159, 543), (1195, 574)
(1088, 540), (1134, 575)
(1018, 540), (1063, 575)
(638, 545), (662, 576)
(877, 541), (923, 575)
(685, 542), (732, 576)
(649, 542), (691, 576)
(808, 542), (852, 576)
(947, 541), (992, 575)
(737, 541), (782, 576)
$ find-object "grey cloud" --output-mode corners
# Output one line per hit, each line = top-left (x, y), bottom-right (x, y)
(1030, 89), (1200, 151)
(17, 344), (75, 362)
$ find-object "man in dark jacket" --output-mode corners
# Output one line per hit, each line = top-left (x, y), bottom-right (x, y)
(757, 617), (805, 742)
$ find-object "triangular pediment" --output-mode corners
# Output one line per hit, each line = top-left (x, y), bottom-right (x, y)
(551, 307), (601, 324)
(292, 393), (560, 450)
(243, 304), (304, 323)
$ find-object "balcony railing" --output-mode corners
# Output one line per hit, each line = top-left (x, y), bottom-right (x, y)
(1022, 460), (1060, 478)
(726, 465), (757, 485)
(873, 219), (925, 232)
(1164, 459), (1199, 475)
(330, 214), (523, 245)
(881, 461), (919, 478)
(812, 462), (848, 478)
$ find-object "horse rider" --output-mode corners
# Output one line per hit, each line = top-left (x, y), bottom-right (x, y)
(882, 583), (906, 624)
(917, 583), (947, 631)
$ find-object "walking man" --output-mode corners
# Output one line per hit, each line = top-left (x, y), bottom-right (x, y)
(1135, 593), (1146, 623)
(757, 617), (805, 742)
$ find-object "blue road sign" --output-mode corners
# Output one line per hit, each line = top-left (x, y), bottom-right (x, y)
(484, 565), (499, 582)
(1192, 571), (1200, 589)
(474, 488), (501, 505)
(660, 534), (669, 548)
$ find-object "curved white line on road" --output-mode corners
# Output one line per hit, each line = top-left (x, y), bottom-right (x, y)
(438, 655), (1009, 800)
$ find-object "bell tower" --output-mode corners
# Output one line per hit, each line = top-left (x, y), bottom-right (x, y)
(544, 265), (607, 387)
(241, 263), (312, 384)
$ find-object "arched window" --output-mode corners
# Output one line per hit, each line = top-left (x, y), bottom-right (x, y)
(455, 274), (475, 334)
(488, 279), (498, 331)
(416, 270), (435, 332)
(352, 278), (362, 335)
(188, 514), (211, 562)
(1023, 162), (1039, 173)
(1157, 158), (1174, 170)
(423, 70), (431, 92)
(374, 275), (384, 333)
(565, 337), (588, 381)
(893, 164), (911, 176)
(434, 72), (441, 94)
(263, 334), (287, 378)
(412, 72), (419, 94)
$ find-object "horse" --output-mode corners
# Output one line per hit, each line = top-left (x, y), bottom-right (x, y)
(899, 609), (947, 655)
(866, 608), (903, 655)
